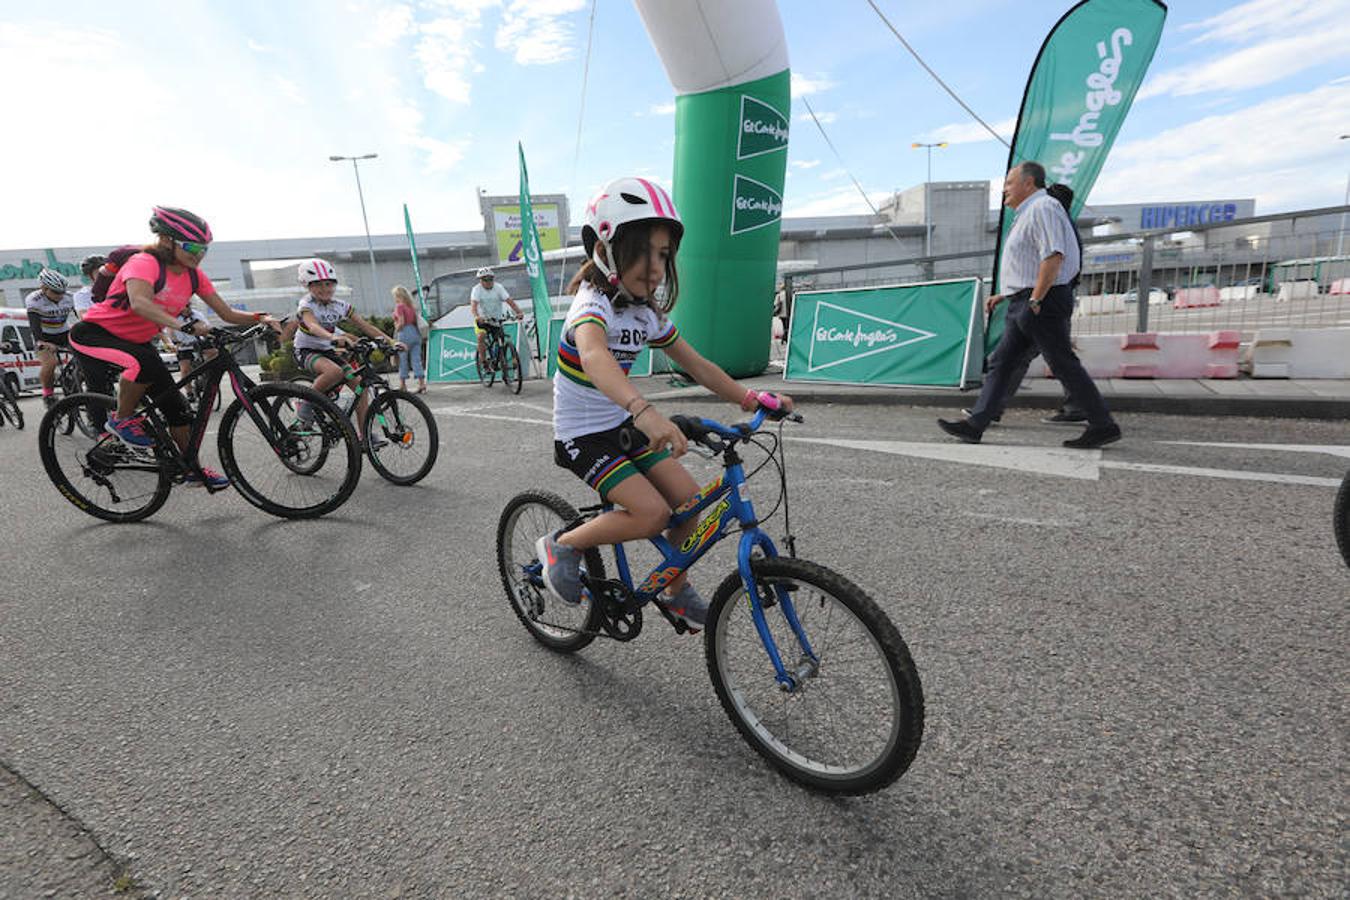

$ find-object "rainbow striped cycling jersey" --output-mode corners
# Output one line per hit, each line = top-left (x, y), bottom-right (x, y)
(24, 289), (75, 335)
(552, 283), (679, 442)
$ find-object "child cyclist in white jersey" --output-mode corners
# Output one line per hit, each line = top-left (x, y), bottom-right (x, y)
(291, 258), (401, 445)
(536, 176), (793, 631)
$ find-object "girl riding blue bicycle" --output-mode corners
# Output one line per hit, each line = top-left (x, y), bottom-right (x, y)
(535, 175), (793, 631)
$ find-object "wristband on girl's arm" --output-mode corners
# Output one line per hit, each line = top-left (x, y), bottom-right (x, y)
(624, 396), (645, 414)
(632, 403), (654, 423)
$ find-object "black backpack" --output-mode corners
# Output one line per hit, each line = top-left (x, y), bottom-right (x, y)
(93, 245), (199, 308)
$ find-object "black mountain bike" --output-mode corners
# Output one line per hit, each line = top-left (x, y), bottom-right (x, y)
(1336, 469), (1349, 569)
(50, 348), (97, 436)
(0, 343), (21, 429)
(476, 319), (523, 394)
(283, 337), (438, 485)
(39, 324), (361, 523)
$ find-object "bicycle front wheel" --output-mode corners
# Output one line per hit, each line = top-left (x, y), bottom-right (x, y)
(38, 393), (172, 523)
(218, 383), (361, 519)
(365, 389), (438, 485)
(501, 342), (523, 394)
(496, 490), (606, 653)
(705, 557), (924, 795)
(1335, 469), (1349, 568)
(477, 346), (496, 387)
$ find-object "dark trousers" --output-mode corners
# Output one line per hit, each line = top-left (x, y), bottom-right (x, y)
(967, 286), (1111, 430)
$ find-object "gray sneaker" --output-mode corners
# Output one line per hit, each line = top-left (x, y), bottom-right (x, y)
(535, 532), (584, 605)
(660, 582), (710, 631)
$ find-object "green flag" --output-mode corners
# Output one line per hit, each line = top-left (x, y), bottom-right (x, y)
(403, 203), (429, 319)
(989, 0), (1167, 348)
(518, 143), (553, 360)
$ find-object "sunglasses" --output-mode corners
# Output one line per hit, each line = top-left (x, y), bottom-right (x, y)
(178, 240), (209, 258)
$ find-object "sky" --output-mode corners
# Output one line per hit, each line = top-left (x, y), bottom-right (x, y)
(4, 0), (1348, 248)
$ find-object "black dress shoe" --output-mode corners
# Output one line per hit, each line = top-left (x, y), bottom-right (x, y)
(1063, 422), (1122, 449)
(1041, 411), (1088, 425)
(938, 418), (983, 444)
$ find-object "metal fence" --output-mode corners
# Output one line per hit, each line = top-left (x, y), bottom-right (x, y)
(782, 205), (1350, 339)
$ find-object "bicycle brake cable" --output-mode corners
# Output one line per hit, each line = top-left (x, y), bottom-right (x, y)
(778, 419), (796, 558)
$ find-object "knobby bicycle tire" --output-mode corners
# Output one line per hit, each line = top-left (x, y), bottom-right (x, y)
(1335, 469), (1349, 569)
(497, 490), (606, 653)
(501, 342), (523, 394)
(477, 343), (497, 387)
(217, 383), (361, 519)
(364, 388), (439, 485)
(39, 393), (173, 523)
(704, 556), (924, 795)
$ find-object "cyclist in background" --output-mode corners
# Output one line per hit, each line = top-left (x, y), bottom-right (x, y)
(469, 267), (523, 368)
(25, 269), (76, 409)
(69, 206), (280, 488)
(291, 258), (401, 446)
(72, 255), (105, 318)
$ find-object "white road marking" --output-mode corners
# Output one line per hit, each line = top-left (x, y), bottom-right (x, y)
(792, 437), (1342, 488)
(1099, 460), (1341, 488)
(1161, 441), (1350, 460)
(432, 407), (551, 427)
(790, 437), (1102, 480)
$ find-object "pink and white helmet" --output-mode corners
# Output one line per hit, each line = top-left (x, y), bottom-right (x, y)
(298, 258), (338, 286)
(582, 176), (682, 284)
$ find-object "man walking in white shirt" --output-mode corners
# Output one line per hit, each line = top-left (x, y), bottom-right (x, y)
(938, 162), (1121, 450)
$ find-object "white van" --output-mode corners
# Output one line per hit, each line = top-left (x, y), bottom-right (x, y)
(0, 308), (41, 394)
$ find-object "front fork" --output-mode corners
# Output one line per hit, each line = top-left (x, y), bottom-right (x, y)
(737, 530), (818, 692)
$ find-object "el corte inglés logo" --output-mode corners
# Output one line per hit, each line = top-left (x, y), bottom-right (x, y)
(737, 95), (789, 160)
(731, 175), (783, 236)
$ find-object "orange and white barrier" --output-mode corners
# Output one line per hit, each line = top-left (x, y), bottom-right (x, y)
(1173, 286), (1221, 309)
(1025, 330), (1241, 380)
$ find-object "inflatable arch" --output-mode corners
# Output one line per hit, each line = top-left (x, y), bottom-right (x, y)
(634, 0), (790, 377)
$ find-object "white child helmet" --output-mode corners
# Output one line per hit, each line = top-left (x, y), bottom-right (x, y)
(38, 268), (68, 292)
(298, 258), (338, 286)
(581, 176), (683, 285)
(476, 266), (494, 279)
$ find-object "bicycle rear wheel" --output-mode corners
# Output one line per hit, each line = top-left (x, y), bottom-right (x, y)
(218, 383), (361, 519)
(496, 490), (606, 653)
(39, 394), (172, 523)
(501, 342), (523, 394)
(705, 556), (924, 794)
(0, 377), (22, 429)
(365, 388), (438, 485)
(1335, 469), (1349, 568)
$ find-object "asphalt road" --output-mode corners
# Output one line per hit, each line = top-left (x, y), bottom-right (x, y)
(1, 382), (1346, 898)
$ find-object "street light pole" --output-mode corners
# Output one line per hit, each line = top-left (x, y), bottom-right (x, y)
(1337, 135), (1349, 258)
(329, 153), (379, 301)
(910, 142), (948, 257)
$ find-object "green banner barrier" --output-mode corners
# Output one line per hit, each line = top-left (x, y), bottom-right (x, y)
(429, 322), (522, 382)
(544, 315), (651, 379)
(518, 144), (553, 360)
(784, 279), (983, 388)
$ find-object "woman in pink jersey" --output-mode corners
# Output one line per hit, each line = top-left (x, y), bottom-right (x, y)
(70, 206), (280, 488)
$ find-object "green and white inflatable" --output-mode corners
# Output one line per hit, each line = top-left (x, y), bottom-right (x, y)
(634, 0), (790, 377)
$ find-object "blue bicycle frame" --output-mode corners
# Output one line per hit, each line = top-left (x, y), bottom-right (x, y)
(593, 409), (818, 691)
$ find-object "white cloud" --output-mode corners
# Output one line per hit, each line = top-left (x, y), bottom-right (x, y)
(246, 38), (274, 53)
(275, 76), (305, 104)
(791, 73), (836, 98)
(1090, 81), (1350, 212)
(797, 110), (837, 125)
(920, 116), (1016, 145)
(369, 3), (416, 46)
(495, 0), (585, 65)
(648, 101), (676, 116)
(820, 168), (848, 181)
(1142, 0), (1350, 99)
(790, 160), (821, 170)
(785, 186), (892, 218)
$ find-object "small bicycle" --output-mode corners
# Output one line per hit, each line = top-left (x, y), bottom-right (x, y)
(39, 323), (361, 523)
(497, 407), (925, 794)
(282, 337), (439, 485)
(476, 318), (523, 394)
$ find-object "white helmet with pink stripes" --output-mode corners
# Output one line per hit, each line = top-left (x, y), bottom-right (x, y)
(297, 258), (338, 286)
(581, 176), (683, 285)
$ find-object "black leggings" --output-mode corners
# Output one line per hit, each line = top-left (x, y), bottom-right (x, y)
(68, 321), (193, 426)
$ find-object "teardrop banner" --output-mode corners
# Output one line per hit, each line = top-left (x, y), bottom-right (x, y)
(634, 0), (790, 378)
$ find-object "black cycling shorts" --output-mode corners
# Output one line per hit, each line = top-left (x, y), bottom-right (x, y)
(554, 418), (672, 499)
(38, 330), (71, 348)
